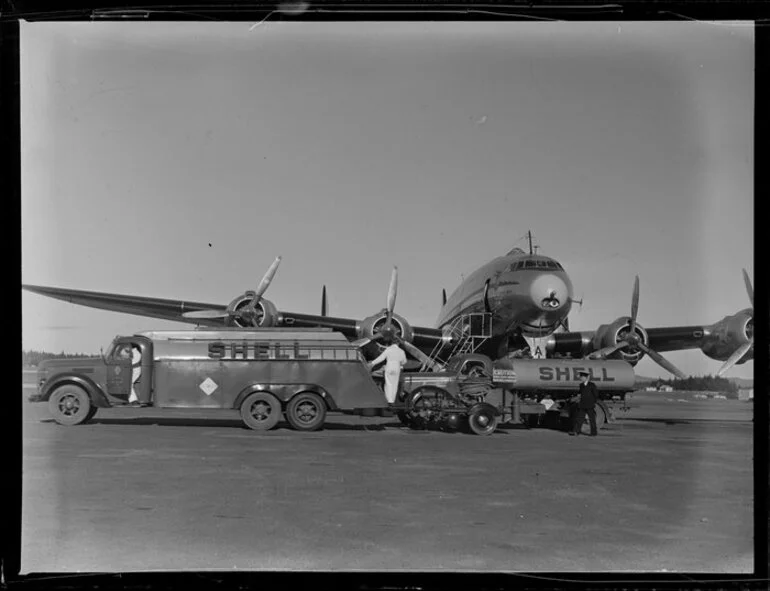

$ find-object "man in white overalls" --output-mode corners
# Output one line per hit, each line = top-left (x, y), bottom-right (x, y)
(368, 338), (407, 405)
(128, 345), (142, 405)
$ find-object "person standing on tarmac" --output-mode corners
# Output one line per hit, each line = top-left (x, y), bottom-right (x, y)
(368, 336), (407, 405)
(569, 369), (599, 436)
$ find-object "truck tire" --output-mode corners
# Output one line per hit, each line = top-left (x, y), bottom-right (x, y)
(467, 404), (498, 436)
(48, 384), (93, 426)
(240, 392), (282, 431)
(405, 386), (444, 429)
(285, 392), (326, 432)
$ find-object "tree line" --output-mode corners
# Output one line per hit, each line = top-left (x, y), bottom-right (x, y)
(22, 350), (96, 367)
(655, 375), (738, 393)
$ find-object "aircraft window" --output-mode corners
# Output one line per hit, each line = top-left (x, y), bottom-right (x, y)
(545, 261), (556, 269)
(508, 262), (521, 272)
(524, 260), (536, 269)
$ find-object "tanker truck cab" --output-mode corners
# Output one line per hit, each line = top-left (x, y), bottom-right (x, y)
(32, 328), (389, 431)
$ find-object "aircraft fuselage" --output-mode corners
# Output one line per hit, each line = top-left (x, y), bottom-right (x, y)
(436, 249), (574, 340)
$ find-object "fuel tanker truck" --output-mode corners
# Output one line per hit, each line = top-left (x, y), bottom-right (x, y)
(390, 354), (636, 435)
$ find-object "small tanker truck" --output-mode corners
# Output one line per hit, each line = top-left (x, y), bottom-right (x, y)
(31, 328), (389, 431)
(393, 355), (636, 435)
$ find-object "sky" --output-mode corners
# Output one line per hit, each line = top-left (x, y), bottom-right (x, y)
(20, 21), (754, 379)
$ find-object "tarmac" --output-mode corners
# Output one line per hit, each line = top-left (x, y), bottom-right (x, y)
(20, 384), (755, 573)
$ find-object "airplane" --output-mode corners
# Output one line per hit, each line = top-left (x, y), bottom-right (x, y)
(22, 233), (754, 378)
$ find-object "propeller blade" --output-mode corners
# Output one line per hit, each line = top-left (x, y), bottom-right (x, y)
(181, 309), (230, 319)
(742, 268), (753, 307)
(398, 338), (442, 372)
(637, 342), (687, 380)
(321, 285), (327, 317)
(589, 342), (628, 360)
(386, 266), (398, 313)
(254, 256), (282, 299)
(629, 275), (640, 335)
(716, 340), (753, 377)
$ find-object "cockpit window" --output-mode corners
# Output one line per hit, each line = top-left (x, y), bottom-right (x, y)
(512, 259), (563, 271)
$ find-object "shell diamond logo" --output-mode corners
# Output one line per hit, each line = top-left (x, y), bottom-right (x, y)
(199, 377), (218, 396)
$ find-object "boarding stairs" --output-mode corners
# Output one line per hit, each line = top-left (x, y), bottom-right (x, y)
(419, 312), (493, 372)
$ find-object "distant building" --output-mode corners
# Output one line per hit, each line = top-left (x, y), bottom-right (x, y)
(693, 394), (707, 400)
(713, 394), (727, 400)
(659, 385), (674, 392)
(738, 388), (754, 401)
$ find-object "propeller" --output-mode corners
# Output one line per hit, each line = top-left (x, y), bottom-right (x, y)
(716, 268), (753, 377)
(743, 268), (753, 306)
(182, 256), (282, 326)
(355, 267), (442, 371)
(353, 267), (398, 349)
(590, 275), (686, 379)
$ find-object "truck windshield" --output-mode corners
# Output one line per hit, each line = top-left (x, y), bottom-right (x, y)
(106, 340), (130, 360)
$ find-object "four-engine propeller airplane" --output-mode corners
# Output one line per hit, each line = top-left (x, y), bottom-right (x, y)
(22, 236), (754, 378)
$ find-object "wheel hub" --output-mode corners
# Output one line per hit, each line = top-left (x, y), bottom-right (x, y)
(297, 403), (317, 422)
(252, 402), (270, 420)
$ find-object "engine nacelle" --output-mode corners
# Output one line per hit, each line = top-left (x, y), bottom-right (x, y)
(700, 309), (753, 363)
(226, 295), (279, 328)
(591, 316), (650, 366)
(358, 311), (414, 349)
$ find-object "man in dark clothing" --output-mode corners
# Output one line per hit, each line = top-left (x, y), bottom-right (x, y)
(569, 370), (599, 436)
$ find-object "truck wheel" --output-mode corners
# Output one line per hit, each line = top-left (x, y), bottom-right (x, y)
(467, 405), (498, 436)
(240, 392), (281, 431)
(406, 386), (444, 428)
(285, 392), (326, 431)
(48, 385), (93, 426)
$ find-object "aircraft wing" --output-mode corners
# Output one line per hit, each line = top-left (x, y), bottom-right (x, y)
(551, 318), (752, 379)
(550, 270), (754, 378)
(552, 325), (711, 355)
(23, 284), (234, 327)
(22, 284), (446, 353)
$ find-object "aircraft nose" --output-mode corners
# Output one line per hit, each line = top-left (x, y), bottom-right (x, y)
(529, 274), (570, 311)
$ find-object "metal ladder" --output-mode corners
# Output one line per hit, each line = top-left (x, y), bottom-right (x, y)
(419, 313), (493, 371)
